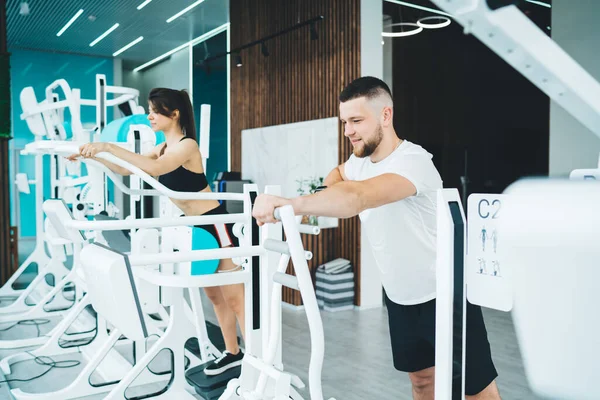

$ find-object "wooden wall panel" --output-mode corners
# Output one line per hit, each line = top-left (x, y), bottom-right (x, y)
(0, 0), (12, 285)
(0, 139), (12, 286)
(230, 0), (362, 305)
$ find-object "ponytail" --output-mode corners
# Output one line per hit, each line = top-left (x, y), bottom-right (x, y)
(178, 90), (197, 141)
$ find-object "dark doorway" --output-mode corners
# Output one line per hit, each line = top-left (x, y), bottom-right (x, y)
(383, 0), (551, 198)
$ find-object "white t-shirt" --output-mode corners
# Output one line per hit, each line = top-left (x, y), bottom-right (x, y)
(344, 140), (442, 305)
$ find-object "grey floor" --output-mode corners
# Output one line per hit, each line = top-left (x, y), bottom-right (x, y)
(0, 241), (540, 400)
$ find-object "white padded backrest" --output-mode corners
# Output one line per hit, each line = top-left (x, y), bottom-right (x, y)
(20, 87), (46, 136)
(80, 243), (148, 341)
(127, 124), (157, 154)
(127, 99), (145, 115)
(42, 199), (86, 244)
(502, 179), (600, 400)
(42, 107), (67, 140)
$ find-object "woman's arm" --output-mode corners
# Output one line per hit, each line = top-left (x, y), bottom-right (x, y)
(67, 143), (163, 176)
(74, 140), (196, 176)
(92, 157), (133, 175)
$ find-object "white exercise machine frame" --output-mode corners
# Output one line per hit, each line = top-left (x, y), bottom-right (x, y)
(1, 142), (224, 399)
(2, 143), (269, 400)
(429, 0), (600, 398)
(1, 75), (144, 314)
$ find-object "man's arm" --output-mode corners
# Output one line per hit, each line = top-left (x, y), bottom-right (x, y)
(293, 173), (416, 218)
(252, 173), (417, 225)
(323, 163), (348, 186)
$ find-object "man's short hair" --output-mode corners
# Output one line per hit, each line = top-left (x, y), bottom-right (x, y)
(339, 76), (394, 105)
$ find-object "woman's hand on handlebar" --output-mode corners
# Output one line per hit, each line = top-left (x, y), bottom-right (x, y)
(66, 142), (110, 161)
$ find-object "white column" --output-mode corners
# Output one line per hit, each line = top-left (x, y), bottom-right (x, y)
(361, 0), (383, 79)
(358, 0), (384, 309)
(549, 0), (600, 176)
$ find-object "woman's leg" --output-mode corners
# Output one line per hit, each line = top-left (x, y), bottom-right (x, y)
(202, 258), (246, 375)
(217, 257), (246, 340)
(203, 285), (240, 354)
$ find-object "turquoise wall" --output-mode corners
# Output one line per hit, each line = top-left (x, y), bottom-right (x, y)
(192, 31), (228, 183)
(193, 66), (228, 183)
(10, 50), (114, 237)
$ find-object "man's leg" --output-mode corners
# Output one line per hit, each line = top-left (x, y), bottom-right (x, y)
(408, 366), (435, 400)
(408, 368), (501, 400)
(384, 294), (436, 399)
(466, 380), (501, 400)
(463, 303), (501, 399)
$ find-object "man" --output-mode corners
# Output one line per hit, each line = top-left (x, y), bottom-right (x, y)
(252, 76), (501, 399)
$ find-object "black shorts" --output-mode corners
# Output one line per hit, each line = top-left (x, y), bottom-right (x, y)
(195, 204), (239, 248)
(385, 293), (498, 396)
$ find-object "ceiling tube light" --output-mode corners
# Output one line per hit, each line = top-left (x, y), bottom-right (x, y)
(89, 23), (120, 47)
(524, 0), (551, 8)
(383, 0), (451, 17)
(56, 9), (84, 37)
(235, 54), (242, 67)
(166, 0), (205, 23)
(137, 0), (153, 10)
(134, 23), (229, 72)
(417, 16), (451, 29)
(113, 36), (144, 57)
(382, 23), (423, 37)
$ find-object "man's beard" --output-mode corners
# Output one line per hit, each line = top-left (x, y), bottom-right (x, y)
(354, 124), (383, 158)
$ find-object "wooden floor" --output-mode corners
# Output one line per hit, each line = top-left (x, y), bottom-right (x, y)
(0, 297), (539, 400)
(280, 304), (539, 400)
(0, 243), (540, 399)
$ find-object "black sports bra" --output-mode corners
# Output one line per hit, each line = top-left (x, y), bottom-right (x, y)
(158, 137), (209, 193)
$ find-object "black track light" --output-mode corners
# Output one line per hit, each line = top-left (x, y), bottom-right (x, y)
(261, 42), (270, 57)
(310, 22), (318, 40)
(195, 16), (324, 69)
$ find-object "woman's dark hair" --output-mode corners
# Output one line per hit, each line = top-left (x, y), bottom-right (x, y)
(148, 88), (196, 140)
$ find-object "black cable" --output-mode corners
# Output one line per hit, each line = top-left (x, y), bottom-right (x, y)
(0, 319), (51, 338)
(0, 351), (81, 386)
(0, 307), (96, 347)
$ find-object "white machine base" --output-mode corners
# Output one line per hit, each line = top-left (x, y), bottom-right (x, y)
(103, 290), (199, 400)
(0, 257), (69, 318)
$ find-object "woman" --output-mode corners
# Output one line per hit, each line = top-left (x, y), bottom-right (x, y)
(68, 88), (244, 375)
